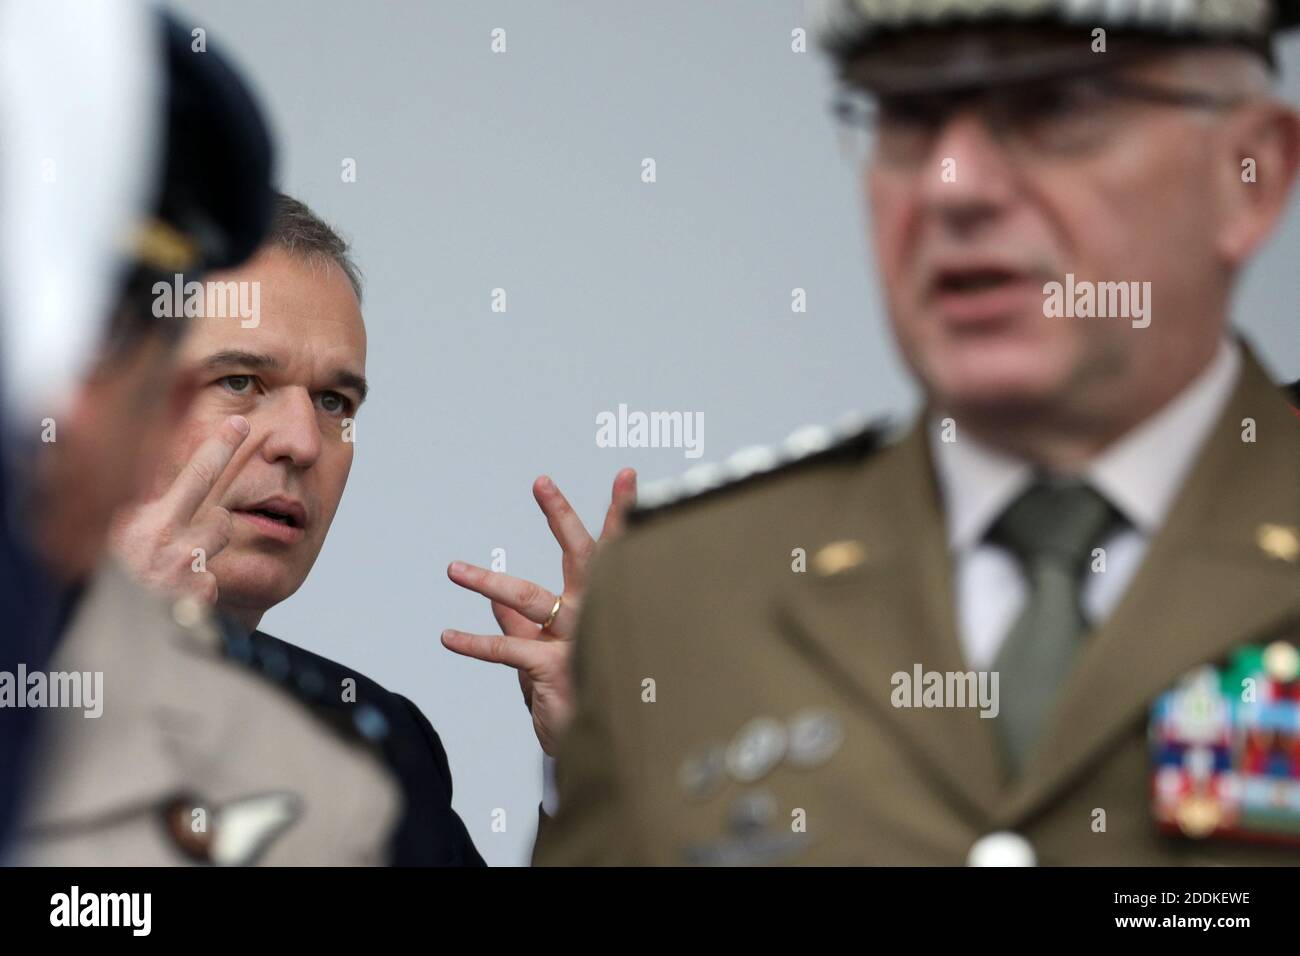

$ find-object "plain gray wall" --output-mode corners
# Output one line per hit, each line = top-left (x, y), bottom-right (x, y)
(165, 0), (1300, 865)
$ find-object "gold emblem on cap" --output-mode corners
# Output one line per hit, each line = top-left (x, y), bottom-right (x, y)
(1256, 524), (1299, 563)
(1175, 794), (1221, 839)
(129, 217), (200, 272)
(1263, 641), (1300, 683)
(813, 540), (867, 577)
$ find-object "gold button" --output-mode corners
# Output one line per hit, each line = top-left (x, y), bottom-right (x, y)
(812, 540), (866, 577)
(171, 596), (204, 629)
(967, 832), (1036, 866)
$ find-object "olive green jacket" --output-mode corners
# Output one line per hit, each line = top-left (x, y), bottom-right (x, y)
(536, 348), (1299, 865)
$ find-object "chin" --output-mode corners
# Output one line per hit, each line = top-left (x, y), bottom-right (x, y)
(939, 373), (1069, 417)
(915, 331), (1077, 415)
(210, 553), (305, 617)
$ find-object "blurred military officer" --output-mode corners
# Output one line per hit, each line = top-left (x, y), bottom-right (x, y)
(7, 6), (398, 865)
(0, 0), (168, 857)
(535, 1), (1300, 864)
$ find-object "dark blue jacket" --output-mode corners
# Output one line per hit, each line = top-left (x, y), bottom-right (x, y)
(222, 629), (485, 867)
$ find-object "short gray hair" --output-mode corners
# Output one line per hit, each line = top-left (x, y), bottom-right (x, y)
(266, 192), (364, 303)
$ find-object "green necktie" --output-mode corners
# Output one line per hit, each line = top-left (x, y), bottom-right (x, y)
(988, 480), (1123, 777)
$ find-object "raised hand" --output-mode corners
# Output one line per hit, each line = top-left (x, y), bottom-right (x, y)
(110, 415), (249, 604)
(442, 468), (636, 755)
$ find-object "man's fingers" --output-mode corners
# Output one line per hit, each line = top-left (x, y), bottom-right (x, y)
(532, 476), (596, 563)
(193, 570), (219, 606)
(491, 600), (540, 639)
(161, 416), (250, 522)
(188, 506), (235, 560)
(441, 629), (551, 674)
(447, 561), (558, 625)
(598, 467), (638, 542)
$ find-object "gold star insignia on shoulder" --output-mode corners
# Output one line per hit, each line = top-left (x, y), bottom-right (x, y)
(1256, 524), (1299, 563)
(813, 540), (867, 577)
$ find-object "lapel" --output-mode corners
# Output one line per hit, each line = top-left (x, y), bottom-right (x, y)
(773, 420), (1004, 821)
(1002, 347), (1300, 823)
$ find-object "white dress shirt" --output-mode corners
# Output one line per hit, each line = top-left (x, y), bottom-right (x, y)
(929, 339), (1242, 671)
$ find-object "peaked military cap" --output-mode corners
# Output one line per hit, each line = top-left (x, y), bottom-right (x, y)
(131, 12), (275, 277)
(817, 0), (1300, 93)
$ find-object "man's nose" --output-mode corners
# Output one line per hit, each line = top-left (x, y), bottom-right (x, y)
(258, 387), (322, 468)
(916, 110), (1019, 235)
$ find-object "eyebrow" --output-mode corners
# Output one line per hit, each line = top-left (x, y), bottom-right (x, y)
(200, 349), (280, 372)
(331, 370), (369, 405)
(200, 349), (369, 405)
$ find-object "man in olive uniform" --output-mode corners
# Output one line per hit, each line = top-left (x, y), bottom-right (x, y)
(535, 2), (1300, 864)
(7, 8), (398, 865)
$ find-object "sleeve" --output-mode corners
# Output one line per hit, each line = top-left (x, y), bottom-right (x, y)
(531, 541), (649, 865)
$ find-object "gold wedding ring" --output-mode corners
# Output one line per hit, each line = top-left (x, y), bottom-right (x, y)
(542, 595), (563, 631)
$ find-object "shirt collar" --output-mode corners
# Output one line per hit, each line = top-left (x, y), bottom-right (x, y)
(929, 337), (1241, 551)
(929, 415), (1031, 552)
(1086, 338), (1240, 535)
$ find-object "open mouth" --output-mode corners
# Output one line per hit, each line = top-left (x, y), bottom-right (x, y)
(930, 265), (1038, 325)
(935, 268), (1023, 294)
(232, 497), (307, 541)
(247, 507), (298, 529)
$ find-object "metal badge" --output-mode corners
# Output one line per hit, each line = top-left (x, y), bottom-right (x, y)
(678, 743), (727, 802)
(162, 791), (301, 866)
(1175, 794), (1222, 839)
(786, 709), (844, 768)
(727, 789), (779, 836)
(725, 717), (788, 784)
(1150, 645), (1300, 846)
(1263, 641), (1299, 683)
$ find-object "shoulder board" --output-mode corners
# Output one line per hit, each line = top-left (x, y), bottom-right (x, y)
(630, 415), (895, 524)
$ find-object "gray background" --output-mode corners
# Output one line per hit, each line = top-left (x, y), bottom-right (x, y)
(165, 0), (1300, 865)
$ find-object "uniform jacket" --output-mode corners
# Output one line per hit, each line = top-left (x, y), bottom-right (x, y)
(14, 561), (399, 866)
(535, 347), (1300, 865)
(242, 631), (485, 867)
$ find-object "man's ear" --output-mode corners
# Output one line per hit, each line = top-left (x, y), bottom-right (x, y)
(1216, 102), (1300, 265)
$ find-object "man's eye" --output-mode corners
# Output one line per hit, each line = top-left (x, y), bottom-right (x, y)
(220, 375), (254, 394)
(878, 97), (944, 129)
(1015, 82), (1103, 121)
(317, 392), (350, 415)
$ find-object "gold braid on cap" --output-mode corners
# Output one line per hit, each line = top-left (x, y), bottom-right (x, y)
(128, 217), (200, 272)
